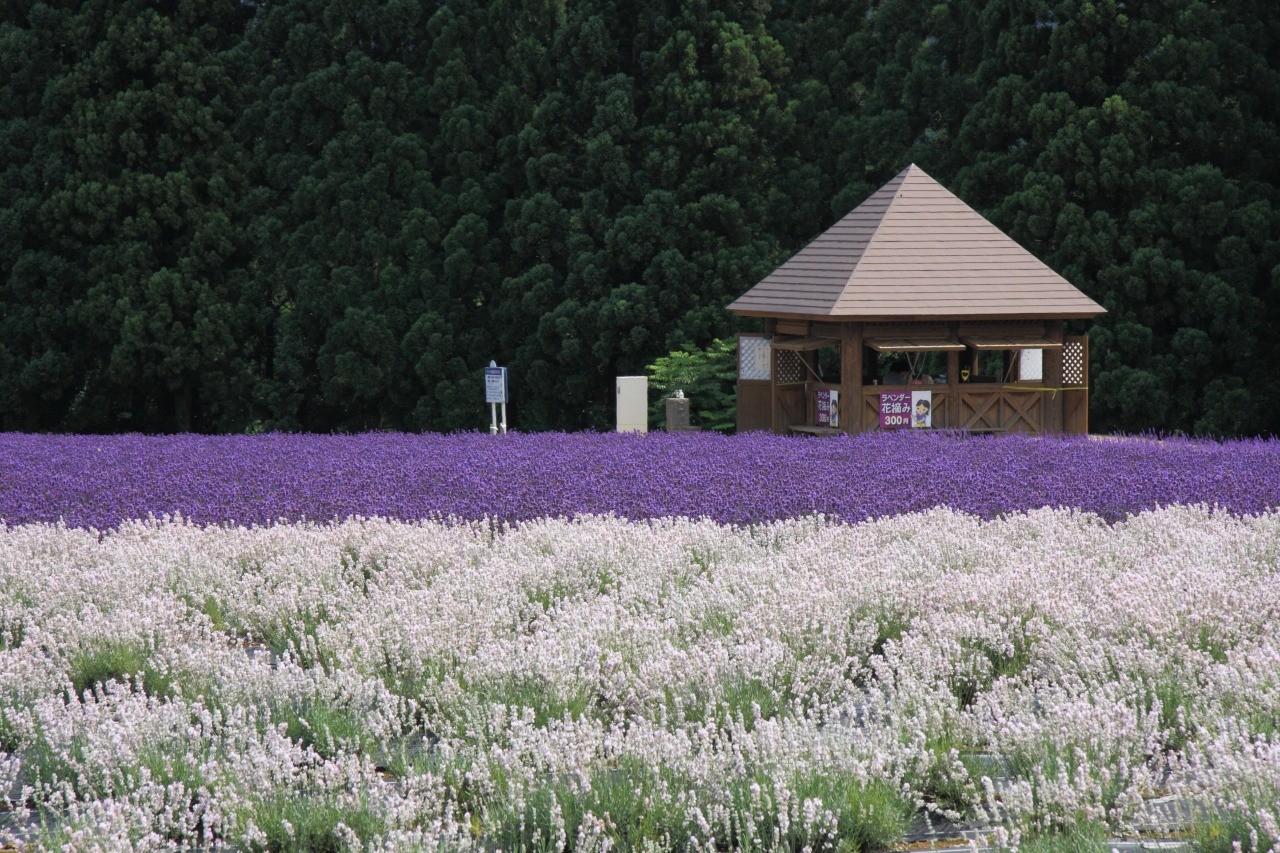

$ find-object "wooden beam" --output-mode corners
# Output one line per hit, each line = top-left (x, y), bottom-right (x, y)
(1082, 335), (1090, 434)
(775, 319), (811, 336)
(804, 351), (816, 425)
(730, 309), (1106, 322)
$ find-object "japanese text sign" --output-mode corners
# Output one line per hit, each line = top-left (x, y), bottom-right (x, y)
(484, 366), (508, 404)
(879, 391), (910, 429)
(816, 389), (839, 428)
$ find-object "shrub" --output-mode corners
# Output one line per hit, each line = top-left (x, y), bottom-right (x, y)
(646, 338), (737, 432)
(67, 641), (174, 701)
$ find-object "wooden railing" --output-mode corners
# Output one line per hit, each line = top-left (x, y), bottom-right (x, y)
(861, 385), (1047, 433)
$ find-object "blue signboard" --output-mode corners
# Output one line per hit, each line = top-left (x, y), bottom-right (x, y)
(484, 366), (508, 404)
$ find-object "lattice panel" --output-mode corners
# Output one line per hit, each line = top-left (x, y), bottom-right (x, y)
(738, 335), (772, 380)
(1063, 340), (1085, 386)
(776, 350), (805, 383)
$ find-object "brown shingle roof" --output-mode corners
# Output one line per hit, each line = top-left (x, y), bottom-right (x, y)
(728, 164), (1106, 321)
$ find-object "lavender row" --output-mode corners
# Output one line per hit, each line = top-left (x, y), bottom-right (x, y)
(1, 430), (1276, 529)
(1, 508), (1278, 847)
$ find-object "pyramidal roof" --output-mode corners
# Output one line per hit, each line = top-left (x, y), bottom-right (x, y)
(728, 164), (1105, 321)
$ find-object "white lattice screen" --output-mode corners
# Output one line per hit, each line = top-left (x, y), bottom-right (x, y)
(738, 336), (771, 380)
(1063, 340), (1085, 386)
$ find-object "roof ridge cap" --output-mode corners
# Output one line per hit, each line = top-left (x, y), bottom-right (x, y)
(834, 168), (913, 311)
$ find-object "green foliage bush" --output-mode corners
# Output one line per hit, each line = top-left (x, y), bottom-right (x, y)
(1195, 813), (1277, 853)
(1017, 822), (1111, 853)
(244, 793), (386, 853)
(488, 759), (692, 851)
(67, 641), (174, 702)
(725, 772), (913, 853)
(646, 338), (737, 432)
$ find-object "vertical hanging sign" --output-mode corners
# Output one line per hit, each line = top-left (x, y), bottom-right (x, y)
(815, 389), (839, 428)
(911, 390), (932, 428)
(485, 361), (508, 434)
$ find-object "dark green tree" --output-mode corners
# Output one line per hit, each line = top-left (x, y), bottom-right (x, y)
(499, 0), (792, 430)
(242, 0), (554, 432)
(948, 0), (1280, 436)
(0, 2), (76, 430)
(1, 1), (261, 432)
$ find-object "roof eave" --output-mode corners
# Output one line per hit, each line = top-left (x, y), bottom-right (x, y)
(729, 307), (1107, 322)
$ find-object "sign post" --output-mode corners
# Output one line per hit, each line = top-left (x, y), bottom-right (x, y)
(484, 361), (508, 434)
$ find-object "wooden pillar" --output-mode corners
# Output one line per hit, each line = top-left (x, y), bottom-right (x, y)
(1081, 335), (1090, 434)
(802, 351), (812, 427)
(766, 319), (779, 434)
(770, 344), (780, 434)
(947, 322), (960, 430)
(840, 323), (862, 433)
(1044, 320), (1064, 433)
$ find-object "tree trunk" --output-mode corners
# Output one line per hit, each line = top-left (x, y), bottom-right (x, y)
(175, 383), (194, 433)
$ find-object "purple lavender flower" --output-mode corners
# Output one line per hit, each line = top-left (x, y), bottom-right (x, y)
(1, 431), (1276, 529)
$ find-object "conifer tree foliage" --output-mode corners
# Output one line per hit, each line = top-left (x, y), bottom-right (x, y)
(0, 2), (73, 431)
(236, 0), (558, 432)
(2, 0), (1278, 436)
(499, 0), (791, 429)
(239, 0), (441, 431)
(945, 0), (1280, 436)
(1, 0), (260, 432)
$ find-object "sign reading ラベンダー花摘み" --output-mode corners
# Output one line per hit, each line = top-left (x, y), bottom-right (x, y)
(879, 391), (910, 429)
(816, 389), (839, 428)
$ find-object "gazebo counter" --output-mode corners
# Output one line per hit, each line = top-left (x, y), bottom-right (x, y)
(849, 317), (1065, 434)
(860, 384), (1050, 433)
(746, 317), (1090, 435)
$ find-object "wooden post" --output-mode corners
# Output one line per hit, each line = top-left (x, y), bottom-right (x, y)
(947, 322), (960, 429)
(766, 319), (779, 434)
(770, 344), (780, 434)
(840, 323), (862, 433)
(1081, 335), (1090, 434)
(1044, 320), (1064, 433)
(804, 350), (817, 426)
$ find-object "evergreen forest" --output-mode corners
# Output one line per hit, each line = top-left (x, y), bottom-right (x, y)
(2, 0), (1278, 436)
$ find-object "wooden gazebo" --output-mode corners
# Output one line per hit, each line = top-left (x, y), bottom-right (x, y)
(729, 164), (1105, 435)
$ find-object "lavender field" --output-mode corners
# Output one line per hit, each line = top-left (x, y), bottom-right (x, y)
(2, 431), (1278, 529)
(1, 433), (1279, 851)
